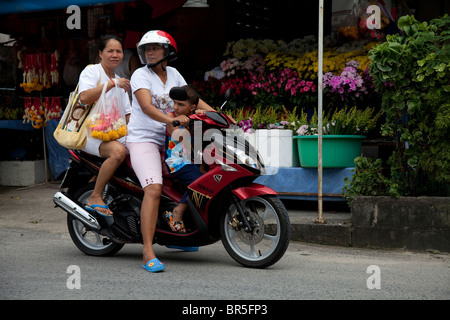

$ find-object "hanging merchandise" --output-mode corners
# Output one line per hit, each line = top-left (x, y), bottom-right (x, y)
(357, 0), (399, 40)
(20, 51), (59, 93)
(50, 51), (60, 85)
(44, 96), (62, 122)
(337, 2), (362, 41)
(23, 97), (45, 129)
(22, 96), (61, 129)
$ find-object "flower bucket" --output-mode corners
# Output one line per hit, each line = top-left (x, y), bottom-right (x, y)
(294, 135), (365, 168)
(224, 129), (256, 147)
(256, 129), (293, 167)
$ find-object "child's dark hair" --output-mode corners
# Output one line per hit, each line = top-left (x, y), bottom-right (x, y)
(182, 85), (199, 106)
(99, 35), (123, 52)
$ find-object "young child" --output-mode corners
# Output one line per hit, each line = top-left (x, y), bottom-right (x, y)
(164, 85), (205, 233)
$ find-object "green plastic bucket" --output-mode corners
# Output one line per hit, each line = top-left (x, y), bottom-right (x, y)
(293, 135), (366, 168)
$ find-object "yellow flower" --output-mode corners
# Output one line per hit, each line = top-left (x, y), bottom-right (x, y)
(102, 133), (111, 142)
(108, 130), (119, 140)
(90, 130), (102, 139)
(117, 125), (127, 137)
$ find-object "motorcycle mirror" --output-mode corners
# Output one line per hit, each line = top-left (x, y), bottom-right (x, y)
(224, 88), (233, 100)
(169, 87), (188, 101)
(206, 111), (229, 126)
(219, 88), (233, 111)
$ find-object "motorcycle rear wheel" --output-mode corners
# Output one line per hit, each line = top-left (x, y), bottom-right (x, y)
(220, 195), (290, 268)
(67, 183), (124, 256)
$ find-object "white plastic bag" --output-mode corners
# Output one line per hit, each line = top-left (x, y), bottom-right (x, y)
(89, 82), (127, 142)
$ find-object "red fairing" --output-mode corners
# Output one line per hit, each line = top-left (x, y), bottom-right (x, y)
(190, 112), (230, 128)
(232, 184), (278, 200)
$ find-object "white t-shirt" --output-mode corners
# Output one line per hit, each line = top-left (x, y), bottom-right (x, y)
(127, 66), (187, 145)
(78, 63), (132, 115)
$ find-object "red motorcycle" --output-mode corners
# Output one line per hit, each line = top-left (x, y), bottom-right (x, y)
(53, 90), (290, 268)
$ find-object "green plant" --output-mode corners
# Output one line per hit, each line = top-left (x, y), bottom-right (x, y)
(280, 106), (305, 132)
(236, 106), (288, 130)
(369, 14), (450, 195)
(295, 106), (381, 136)
(342, 156), (400, 204)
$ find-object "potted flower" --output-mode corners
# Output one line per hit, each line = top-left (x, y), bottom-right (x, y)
(231, 106), (296, 168)
(293, 106), (381, 168)
(225, 107), (257, 148)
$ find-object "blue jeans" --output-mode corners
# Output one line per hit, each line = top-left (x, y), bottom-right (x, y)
(173, 164), (203, 204)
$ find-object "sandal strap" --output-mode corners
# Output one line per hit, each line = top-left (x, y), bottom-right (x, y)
(172, 221), (185, 231)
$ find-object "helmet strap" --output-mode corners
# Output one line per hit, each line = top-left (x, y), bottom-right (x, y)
(146, 54), (169, 71)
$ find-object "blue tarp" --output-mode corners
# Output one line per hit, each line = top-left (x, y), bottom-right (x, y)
(0, 119), (70, 178)
(45, 119), (70, 179)
(0, 0), (187, 16)
(0, 119), (34, 131)
(255, 167), (354, 201)
(0, 0), (129, 15)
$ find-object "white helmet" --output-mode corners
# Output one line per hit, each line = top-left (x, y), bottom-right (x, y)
(137, 30), (178, 67)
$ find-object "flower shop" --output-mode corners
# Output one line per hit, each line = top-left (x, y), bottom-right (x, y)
(190, 0), (450, 201)
(1, 0), (448, 201)
(190, 4), (389, 201)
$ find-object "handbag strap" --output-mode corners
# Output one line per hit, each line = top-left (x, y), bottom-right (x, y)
(74, 68), (104, 132)
(61, 65), (102, 131)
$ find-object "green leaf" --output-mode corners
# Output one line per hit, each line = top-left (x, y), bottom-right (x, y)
(407, 100), (418, 112)
(416, 74), (425, 81)
(388, 42), (402, 54)
(435, 63), (446, 72)
(407, 156), (419, 168)
(377, 62), (392, 72)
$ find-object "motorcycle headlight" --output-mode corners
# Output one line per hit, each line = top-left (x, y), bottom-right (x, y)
(225, 144), (265, 174)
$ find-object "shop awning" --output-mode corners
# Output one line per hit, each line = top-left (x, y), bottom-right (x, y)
(0, 0), (127, 15)
(0, 0), (186, 17)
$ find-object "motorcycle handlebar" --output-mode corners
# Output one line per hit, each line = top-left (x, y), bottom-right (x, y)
(172, 118), (195, 128)
(172, 112), (231, 128)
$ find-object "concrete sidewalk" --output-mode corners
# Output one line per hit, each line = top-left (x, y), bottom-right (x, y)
(0, 182), (350, 243)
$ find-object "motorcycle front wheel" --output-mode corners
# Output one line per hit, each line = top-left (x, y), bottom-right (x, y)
(67, 183), (124, 256)
(220, 195), (290, 268)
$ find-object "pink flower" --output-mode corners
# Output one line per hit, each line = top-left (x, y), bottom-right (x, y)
(296, 125), (309, 135)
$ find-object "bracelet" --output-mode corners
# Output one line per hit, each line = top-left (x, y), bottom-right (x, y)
(110, 78), (115, 87)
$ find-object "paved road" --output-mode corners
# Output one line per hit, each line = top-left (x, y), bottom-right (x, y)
(1, 184), (449, 301)
(1, 226), (449, 301)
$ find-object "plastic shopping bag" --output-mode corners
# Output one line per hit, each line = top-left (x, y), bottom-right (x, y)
(89, 82), (127, 142)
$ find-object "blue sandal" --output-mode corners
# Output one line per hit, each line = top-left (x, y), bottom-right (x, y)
(166, 245), (199, 252)
(85, 204), (112, 217)
(143, 258), (165, 273)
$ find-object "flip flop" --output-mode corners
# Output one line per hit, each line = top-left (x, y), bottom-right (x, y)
(163, 211), (186, 233)
(85, 204), (113, 217)
(142, 258), (165, 273)
(166, 245), (199, 252)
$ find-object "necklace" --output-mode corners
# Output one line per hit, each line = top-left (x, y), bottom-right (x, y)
(161, 75), (168, 90)
(153, 67), (167, 90)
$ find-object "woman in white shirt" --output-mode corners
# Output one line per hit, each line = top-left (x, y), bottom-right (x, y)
(127, 30), (214, 272)
(78, 35), (132, 216)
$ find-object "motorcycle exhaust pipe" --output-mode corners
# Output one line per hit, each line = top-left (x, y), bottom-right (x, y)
(53, 191), (101, 230)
